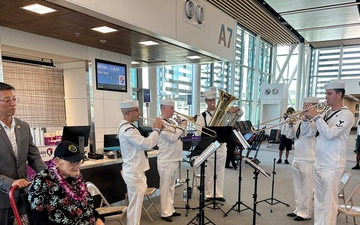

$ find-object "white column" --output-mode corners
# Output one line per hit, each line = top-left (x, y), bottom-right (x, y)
(148, 67), (159, 118)
(192, 64), (201, 115)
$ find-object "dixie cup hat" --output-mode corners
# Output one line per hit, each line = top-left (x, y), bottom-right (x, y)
(119, 99), (139, 109)
(54, 141), (85, 162)
(324, 81), (345, 90)
(202, 90), (216, 100)
(303, 96), (319, 104)
(160, 99), (175, 106)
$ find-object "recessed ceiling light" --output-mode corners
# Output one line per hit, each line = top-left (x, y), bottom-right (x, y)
(187, 55), (202, 59)
(22, 4), (56, 14)
(139, 41), (159, 46)
(91, 26), (118, 33)
(131, 61), (140, 65)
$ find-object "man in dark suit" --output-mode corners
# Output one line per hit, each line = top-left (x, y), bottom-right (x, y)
(0, 82), (46, 225)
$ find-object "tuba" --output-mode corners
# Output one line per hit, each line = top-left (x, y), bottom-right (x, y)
(208, 89), (238, 126)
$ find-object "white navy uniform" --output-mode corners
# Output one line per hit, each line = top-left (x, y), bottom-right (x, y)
(195, 110), (227, 198)
(157, 118), (187, 217)
(313, 106), (354, 225)
(285, 119), (317, 219)
(118, 119), (160, 225)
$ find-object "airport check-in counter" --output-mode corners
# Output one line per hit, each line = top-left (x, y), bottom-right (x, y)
(81, 150), (159, 204)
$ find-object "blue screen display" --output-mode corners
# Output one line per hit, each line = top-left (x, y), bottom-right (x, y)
(95, 59), (127, 92)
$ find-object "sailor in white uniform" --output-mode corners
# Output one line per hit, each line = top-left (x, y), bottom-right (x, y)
(157, 99), (187, 222)
(305, 81), (355, 225)
(284, 97), (319, 221)
(118, 99), (163, 225)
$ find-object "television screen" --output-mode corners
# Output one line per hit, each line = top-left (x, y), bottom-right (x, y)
(95, 59), (127, 92)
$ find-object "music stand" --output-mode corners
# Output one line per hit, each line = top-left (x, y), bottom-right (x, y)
(201, 126), (232, 212)
(224, 130), (259, 217)
(188, 141), (221, 225)
(175, 136), (216, 215)
(243, 157), (271, 225)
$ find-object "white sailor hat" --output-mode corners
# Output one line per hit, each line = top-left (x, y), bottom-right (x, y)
(202, 90), (216, 99)
(160, 99), (175, 106)
(119, 99), (139, 109)
(303, 96), (319, 104)
(324, 81), (345, 90)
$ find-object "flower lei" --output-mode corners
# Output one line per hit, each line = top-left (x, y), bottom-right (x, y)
(48, 160), (88, 201)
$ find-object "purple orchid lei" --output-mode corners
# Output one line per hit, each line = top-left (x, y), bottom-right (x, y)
(48, 160), (88, 201)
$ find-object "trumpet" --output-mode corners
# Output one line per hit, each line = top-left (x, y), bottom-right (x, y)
(251, 101), (329, 133)
(139, 116), (182, 133)
(174, 111), (217, 137)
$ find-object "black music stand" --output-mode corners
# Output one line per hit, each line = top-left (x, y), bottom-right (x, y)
(224, 130), (259, 217)
(257, 158), (290, 212)
(201, 126), (232, 212)
(243, 158), (271, 225)
(188, 141), (221, 225)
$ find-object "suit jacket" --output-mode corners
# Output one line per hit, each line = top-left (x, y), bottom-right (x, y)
(0, 117), (46, 209)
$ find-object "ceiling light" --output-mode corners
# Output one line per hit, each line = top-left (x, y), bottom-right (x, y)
(138, 41), (159, 46)
(22, 4), (56, 14)
(187, 55), (202, 59)
(91, 26), (118, 33)
(131, 61), (140, 65)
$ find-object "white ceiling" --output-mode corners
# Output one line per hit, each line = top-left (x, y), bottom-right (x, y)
(265, 0), (360, 48)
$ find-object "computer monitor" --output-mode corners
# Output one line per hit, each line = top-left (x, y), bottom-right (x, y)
(61, 126), (91, 154)
(104, 134), (119, 148)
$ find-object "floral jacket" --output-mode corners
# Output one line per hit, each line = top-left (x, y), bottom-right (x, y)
(28, 168), (100, 225)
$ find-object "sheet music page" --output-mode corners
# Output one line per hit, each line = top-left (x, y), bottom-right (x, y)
(243, 157), (271, 179)
(194, 141), (221, 168)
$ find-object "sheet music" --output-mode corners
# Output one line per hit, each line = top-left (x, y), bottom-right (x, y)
(194, 141), (221, 168)
(233, 130), (250, 149)
(243, 157), (271, 179)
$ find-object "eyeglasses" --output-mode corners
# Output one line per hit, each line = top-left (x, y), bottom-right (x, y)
(69, 159), (85, 166)
(0, 95), (18, 103)
(128, 108), (140, 113)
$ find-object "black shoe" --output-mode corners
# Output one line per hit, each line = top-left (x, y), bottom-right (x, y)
(172, 212), (181, 217)
(205, 198), (212, 202)
(276, 159), (282, 164)
(293, 216), (310, 221)
(287, 212), (297, 217)
(233, 166), (238, 170)
(161, 216), (173, 222)
(285, 159), (290, 164)
(225, 165), (233, 169)
(216, 197), (226, 202)
(352, 165), (360, 170)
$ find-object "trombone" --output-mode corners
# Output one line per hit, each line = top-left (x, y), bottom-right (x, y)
(174, 111), (217, 137)
(251, 101), (329, 133)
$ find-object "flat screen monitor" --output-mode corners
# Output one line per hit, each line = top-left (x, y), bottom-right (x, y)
(61, 126), (91, 154)
(104, 134), (120, 148)
(95, 58), (127, 92)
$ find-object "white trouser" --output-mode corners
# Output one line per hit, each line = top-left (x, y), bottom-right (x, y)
(313, 165), (343, 225)
(158, 161), (178, 217)
(205, 143), (226, 198)
(122, 171), (147, 225)
(291, 160), (314, 218)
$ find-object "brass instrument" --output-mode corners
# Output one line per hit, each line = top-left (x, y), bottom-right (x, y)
(173, 111), (217, 137)
(139, 116), (179, 133)
(208, 89), (238, 126)
(251, 101), (329, 132)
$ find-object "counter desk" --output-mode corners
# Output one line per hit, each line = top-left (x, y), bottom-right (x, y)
(81, 150), (159, 204)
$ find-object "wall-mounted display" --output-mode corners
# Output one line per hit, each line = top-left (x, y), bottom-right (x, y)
(95, 59), (127, 92)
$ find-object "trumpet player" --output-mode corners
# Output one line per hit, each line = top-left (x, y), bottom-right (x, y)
(157, 99), (187, 222)
(305, 81), (354, 225)
(118, 99), (163, 225)
(284, 97), (319, 221)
